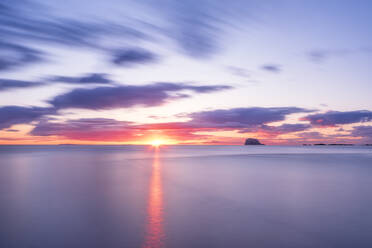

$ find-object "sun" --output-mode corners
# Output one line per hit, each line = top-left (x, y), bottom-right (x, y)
(150, 139), (163, 147)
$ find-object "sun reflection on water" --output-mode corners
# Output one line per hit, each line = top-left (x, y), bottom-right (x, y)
(142, 148), (165, 248)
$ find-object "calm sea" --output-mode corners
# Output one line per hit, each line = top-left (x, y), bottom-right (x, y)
(1, 145), (372, 248)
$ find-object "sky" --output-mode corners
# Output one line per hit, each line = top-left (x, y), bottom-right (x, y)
(0, 0), (372, 145)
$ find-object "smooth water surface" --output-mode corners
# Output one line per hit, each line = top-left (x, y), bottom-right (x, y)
(1, 145), (372, 248)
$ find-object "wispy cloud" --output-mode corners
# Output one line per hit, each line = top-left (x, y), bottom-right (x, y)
(49, 73), (113, 85)
(0, 41), (44, 71)
(302, 110), (372, 126)
(187, 107), (312, 128)
(29, 107), (312, 142)
(141, 0), (265, 57)
(307, 49), (354, 63)
(49, 82), (232, 110)
(351, 125), (372, 143)
(0, 106), (55, 130)
(0, 0), (148, 71)
(261, 64), (281, 73)
(112, 48), (158, 66)
(0, 78), (44, 91)
(31, 118), (136, 141)
(0, 1), (146, 47)
(238, 124), (311, 137)
(25, 106), (372, 144)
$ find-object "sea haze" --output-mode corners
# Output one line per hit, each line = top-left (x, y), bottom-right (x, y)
(1, 145), (372, 248)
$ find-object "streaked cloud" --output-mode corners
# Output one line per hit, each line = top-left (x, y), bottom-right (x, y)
(31, 118), (135, 141)
(0, 41), (44, 71)
(302, 110), (372, 126)
(187, 107), (312, 128)
(29, 107), (312, 142)
(49, 73), (113, 85)
(0, 1), (146, 48)
(351, 126), (372, 143)
(49, 82), (232, 110)
(0, 106), (55, 130)
(0, 78), (44, 91)
(239, 124), (311, 136)
(0, 0), (148, 72)
(141, 0), (265, 57)
(261, 64), (281, 73)
(112, 48), (158, 66)
(307, 49), (353, 63)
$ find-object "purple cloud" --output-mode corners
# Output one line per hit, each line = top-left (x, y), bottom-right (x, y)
(351, 126), (372, 143)
(112, 49), (157, 66)
(0, 78), (44, 91)
(259, 123), (310, 133)
(29, 107), (313, 141)
(30, 118), (135, 141)
(49, 82), (232, 110)
(0, 106), (55, 130)
(0, 42), (44, 71)
(0, 1), (146, 49)
(302, 110), (372, 126)
(142, 1), (265, 58)
(261, 64), (281, 73)
(297, 131), (326, 139)
(188, 107), (312, 128)
(49, 73), (112, 84)
(0, 1), (148, 73)
(307, 49), (353, 63)
(5, 129), (19, 132)
(227, 66), (250, 78)
(266, 123), (311, 133)
(237, 123), (311, 138)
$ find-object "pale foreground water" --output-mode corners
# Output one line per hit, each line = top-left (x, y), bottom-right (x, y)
(1, 145), (372, 248)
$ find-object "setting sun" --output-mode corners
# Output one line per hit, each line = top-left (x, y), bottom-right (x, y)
(150, 140), (163, 147)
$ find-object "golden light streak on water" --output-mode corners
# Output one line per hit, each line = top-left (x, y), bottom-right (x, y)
(142, 148), (165, 248)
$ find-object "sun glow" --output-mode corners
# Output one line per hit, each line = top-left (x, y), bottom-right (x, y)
(150, 139), (163, 147)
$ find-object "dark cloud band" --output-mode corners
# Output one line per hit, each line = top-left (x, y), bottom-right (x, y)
(49, 82), (232, 110)
(0, 106), (55, 130)
(302, 110), (372, 126)
(0, 78), (44, 91)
